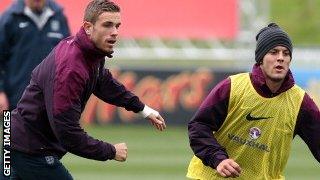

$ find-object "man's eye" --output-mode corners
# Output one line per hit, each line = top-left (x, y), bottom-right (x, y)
(269, 51), (277, 54)
(284, 52), (290, 56)
(104, 24), (112, 27)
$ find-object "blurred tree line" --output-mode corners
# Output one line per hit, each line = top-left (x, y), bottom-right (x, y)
(271, 0), (320, 46)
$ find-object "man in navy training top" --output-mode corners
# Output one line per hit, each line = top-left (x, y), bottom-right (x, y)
(0, 0), (70, 112)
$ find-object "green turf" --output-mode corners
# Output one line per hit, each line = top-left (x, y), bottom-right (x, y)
(62, 124), (191, 180)
(61, 124), (320, 180)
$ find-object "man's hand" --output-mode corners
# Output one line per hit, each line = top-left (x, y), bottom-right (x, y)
(140, 105), (166, 131)
(113, 143), (128, 162)
(0, 92), (9, 113)
(146, 113), (166, 131)
(216, 159), (241, 178)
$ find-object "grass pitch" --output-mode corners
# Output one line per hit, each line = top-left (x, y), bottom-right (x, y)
(62, 124), (319, 180)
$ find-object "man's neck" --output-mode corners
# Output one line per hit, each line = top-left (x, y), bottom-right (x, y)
(32, 9), (43, 16)
(24, 6), (53, 30)
(265, 78), (284, 93)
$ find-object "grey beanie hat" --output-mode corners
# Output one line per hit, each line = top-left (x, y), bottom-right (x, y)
(255, 23), (292, 63)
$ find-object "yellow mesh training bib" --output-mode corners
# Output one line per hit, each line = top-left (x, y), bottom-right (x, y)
(187, 73), (305, 180)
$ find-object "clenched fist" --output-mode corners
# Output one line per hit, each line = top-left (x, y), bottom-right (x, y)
(113, 143), (128, 162)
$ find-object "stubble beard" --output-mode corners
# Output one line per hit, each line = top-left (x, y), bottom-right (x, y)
(266, 73), (286, 83)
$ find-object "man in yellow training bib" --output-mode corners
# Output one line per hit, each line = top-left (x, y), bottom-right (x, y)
(187, 23), (320, 180)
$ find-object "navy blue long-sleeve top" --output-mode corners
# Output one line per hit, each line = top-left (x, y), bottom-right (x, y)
(0, 0), (70, 110)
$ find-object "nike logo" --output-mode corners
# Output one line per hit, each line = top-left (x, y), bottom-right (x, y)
(246, 112), (272, 121)
(19, 22), (29, 28)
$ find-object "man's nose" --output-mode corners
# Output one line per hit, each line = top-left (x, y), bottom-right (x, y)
(111, 27), (119, 36)
(277, 52), (285, 62)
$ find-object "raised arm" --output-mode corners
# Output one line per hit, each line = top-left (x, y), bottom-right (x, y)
(93, 67), (166, 130)
(94, 68), (144, 112)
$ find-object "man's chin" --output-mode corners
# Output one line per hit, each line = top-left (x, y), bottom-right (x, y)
(104, 50), (114, 58)
(101, 48), (114, 54)
(270, 75), (286, 82)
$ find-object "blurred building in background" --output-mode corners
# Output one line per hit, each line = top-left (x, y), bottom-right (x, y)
(1, 0), (319, 66)
(1, 0), (319, 124)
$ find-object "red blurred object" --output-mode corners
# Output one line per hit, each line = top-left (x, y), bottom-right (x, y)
(0, 0), (12, 13)
(1, 0), (238, 39)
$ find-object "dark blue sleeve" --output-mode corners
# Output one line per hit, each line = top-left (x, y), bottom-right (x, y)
(188, 78), (231, 169)
(0, 12), (11, 91)
(58, 11), (70, 37)
(93, 68), (144, 113)
(295, 93), (320, 163)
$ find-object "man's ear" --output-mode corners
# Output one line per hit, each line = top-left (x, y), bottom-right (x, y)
(83, 21), (93, 35)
